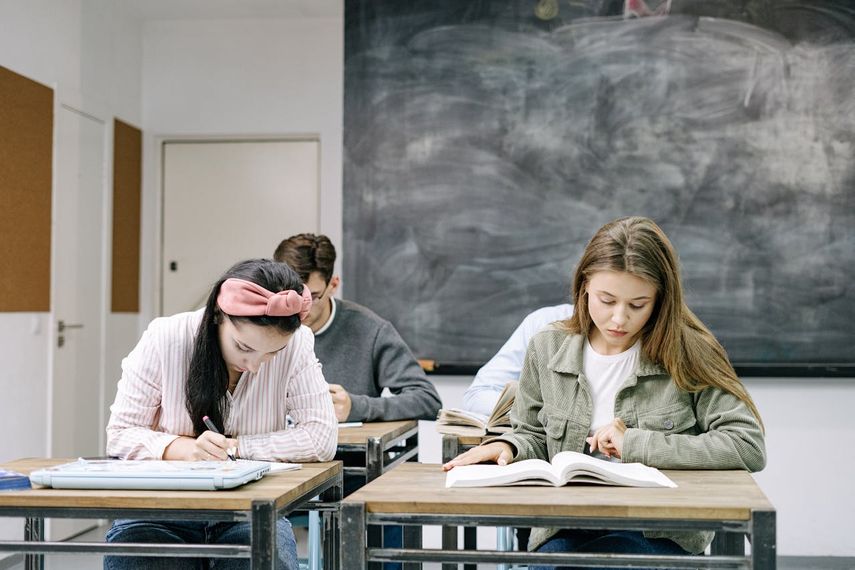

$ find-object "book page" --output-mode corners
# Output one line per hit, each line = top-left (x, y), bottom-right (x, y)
(486, 380), (518, 429)
(437, 408), (488, 429)
(551, 451), (677, 488)
(445, 458), (558, 488)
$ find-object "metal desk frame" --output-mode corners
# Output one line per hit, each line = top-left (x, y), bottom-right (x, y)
(337, 421), (420, 483)
(336, 421), (420, 569)
(341, 507), (776, 569)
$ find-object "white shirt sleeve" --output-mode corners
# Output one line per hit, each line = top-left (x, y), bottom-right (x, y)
(106, 317), (183, 460)
(462, 304), (574, 416)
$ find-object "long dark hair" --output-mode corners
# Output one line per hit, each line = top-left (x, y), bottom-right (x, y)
(185, 258), (305, 435)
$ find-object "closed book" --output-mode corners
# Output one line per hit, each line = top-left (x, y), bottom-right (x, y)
(0, 468), (32, 491)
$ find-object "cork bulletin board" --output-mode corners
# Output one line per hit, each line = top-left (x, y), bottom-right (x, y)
(111, 119), (142, 313)
(0, 65), (53, 312)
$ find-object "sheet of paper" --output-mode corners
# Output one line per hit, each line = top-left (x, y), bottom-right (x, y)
(265, 462), (302, 473)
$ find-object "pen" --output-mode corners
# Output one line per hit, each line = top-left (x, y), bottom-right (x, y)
(202, 415), (236, 461)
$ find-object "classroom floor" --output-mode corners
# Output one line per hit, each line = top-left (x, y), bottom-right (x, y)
(0, 523), (852, 570)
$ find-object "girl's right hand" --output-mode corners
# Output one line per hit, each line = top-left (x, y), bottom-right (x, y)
(441, 441), (514, 471)
(164, 433), (238, 461)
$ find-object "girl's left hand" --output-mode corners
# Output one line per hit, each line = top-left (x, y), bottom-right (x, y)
(586, 418), (627, 459)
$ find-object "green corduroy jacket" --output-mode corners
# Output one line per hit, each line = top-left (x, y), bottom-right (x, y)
(491, 327), (766, 554)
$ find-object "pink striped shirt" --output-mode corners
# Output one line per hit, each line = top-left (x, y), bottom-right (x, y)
(106, 309), (337, 462)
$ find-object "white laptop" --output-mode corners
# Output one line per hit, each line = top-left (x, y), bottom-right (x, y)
(29, 459), (273, 491)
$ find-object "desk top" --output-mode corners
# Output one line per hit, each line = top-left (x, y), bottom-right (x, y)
(343, 463), (773, 521)
(337, 420), (418, 445)
(0, 458), (341, 512)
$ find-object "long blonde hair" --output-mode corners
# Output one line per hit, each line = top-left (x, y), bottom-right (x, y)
(563, 217), (763, 429)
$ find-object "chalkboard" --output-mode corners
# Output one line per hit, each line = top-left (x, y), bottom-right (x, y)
(343, 0), (855, 375)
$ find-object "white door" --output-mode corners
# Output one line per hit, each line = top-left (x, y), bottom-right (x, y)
(49, 105), (106, 541)
(162, 140), (320, 315)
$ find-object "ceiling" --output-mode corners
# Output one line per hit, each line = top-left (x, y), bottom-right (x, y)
(123, 0), (341, 21)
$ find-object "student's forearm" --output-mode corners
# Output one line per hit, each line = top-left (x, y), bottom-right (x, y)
(106, 427), (180, 460)
(238, 421), (337, 462)
(462, 385), (504, 417)
(348, 390), (441, 422)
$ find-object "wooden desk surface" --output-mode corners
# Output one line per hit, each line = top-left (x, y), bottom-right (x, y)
(337, 420), (417, 445)
(0, 458), (341, 512)
(343, 463), (773, 521)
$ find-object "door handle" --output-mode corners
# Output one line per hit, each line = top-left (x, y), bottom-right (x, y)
(58, 320), (84, 333)
(57, 320), (84, 347)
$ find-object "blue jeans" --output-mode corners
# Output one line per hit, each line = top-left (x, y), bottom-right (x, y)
(104, 518), (298, 570)
(531, 529), (692, 570)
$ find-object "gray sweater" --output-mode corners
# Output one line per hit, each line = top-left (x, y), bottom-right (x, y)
(314, 299), (442, 422)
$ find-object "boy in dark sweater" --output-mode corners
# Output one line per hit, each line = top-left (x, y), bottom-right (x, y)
(273, 233), (442, 423)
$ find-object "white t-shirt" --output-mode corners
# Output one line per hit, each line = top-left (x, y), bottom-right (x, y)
(582, 338), (640, 433)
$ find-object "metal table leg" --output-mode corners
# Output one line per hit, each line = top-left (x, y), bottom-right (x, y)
(750, 510), (776, 570)
(341, 502), (367, 570)
(24, 517), (44, 570)
(252, 501), (277, 570)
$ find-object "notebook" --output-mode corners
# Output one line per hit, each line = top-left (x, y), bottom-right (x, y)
(29, 459), (275, 491)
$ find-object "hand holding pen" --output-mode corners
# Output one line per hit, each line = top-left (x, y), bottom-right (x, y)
(202, 415), (238, 461)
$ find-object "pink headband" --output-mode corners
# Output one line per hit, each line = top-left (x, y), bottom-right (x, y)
(217, 278), (312, 321)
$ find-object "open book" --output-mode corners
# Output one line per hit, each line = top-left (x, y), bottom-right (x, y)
(436, 381), (517, 436)
(445, 450), (677, 489)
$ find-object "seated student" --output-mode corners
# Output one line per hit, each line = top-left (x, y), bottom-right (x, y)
(273, 233), (442, 424)
(463, 303), (573, 417)
(104, 259), (337, 570)
(275, 233), (441, 570)
(444, 216), (766, 570)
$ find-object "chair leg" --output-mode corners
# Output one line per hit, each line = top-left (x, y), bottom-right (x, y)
(496, 526), (513, 570)
(309, 505), (322, 570)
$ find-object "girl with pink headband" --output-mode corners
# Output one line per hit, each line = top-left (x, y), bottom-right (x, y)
(105, 258), (336, 570)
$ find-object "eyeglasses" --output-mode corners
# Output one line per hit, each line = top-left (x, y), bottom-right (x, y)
(310, 283), (331, 302)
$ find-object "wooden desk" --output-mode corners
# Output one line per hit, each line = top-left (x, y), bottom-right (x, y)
(0, 458), (342, 570)
(337, 420), (420, 567)
(336, 420), (419, 483)
(340, 463), (776, 570)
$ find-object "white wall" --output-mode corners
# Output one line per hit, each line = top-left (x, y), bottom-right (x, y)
(139, 15), (343, 324)
(0, 0), (144, 550)
(747, 379), (855, 556)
